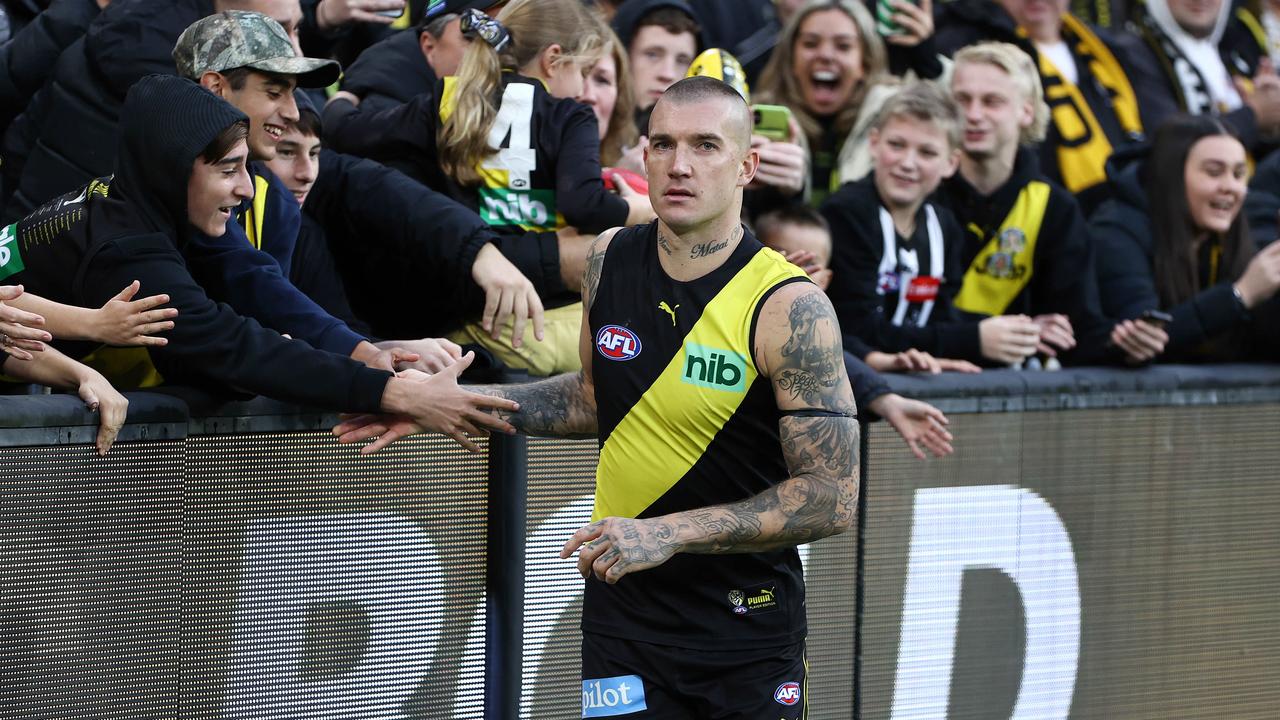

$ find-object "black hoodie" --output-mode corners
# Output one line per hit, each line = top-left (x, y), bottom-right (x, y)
(937, 148), (1117, 364)
(4, 75), (392, 411)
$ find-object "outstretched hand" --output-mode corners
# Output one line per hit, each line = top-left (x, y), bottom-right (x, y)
(868, 393), (953, 459)
(97, 281), (178, 347)
(334, 352), (519, 453)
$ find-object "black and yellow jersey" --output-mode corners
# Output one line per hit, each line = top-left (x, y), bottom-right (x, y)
(585, 221), (810, 650)
(324, 73), (628, 234)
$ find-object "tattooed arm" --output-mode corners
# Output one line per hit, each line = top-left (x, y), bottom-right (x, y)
(563, 283), (860, 583)
(333, 228), (620, 447)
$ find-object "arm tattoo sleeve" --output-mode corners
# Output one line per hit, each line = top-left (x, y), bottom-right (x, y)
(776, 293), (857, 414)
(473, 372), (598, 439)
(664, 415), (859, 554)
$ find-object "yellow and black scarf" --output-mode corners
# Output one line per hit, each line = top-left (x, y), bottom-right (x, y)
(1033, 14), (1144, 195)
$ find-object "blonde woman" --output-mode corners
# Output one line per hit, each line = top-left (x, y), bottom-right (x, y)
(755, 0), (936, 204)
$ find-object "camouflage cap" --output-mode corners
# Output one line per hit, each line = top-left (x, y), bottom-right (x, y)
(173, 10), (340, 89)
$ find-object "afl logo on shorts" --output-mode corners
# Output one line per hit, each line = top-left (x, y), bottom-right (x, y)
(596, 325), (642, 361)
(774, 681), (801, 706)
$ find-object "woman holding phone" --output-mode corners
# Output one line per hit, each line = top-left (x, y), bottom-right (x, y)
(753, 0), (936, 206)
(1092, 115), (1280, 363)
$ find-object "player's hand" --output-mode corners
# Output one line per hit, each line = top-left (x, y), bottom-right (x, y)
(561, 516), (679, 584)
(96, 281), (178, 347)
(867, 393), (953, 459)
(472, 243), (545, 349)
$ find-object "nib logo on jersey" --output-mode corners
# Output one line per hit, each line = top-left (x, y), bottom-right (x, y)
(682, 343), (746, 392)
(583, 675), (647, 717)
(479, 187), (559, 231)
(596, 325), (642, 361)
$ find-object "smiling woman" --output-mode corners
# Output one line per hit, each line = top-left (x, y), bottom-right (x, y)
(754, 0), (894, 203)
(1091, 115), (1280, 363)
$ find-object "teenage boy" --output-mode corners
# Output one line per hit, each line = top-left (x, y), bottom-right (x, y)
(822, 81), (1033, 369)
(939, 42), (1150, 365)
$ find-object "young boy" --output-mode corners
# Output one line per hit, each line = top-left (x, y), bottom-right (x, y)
(821, 82), (987, 370)
(755, 205), (833, 291)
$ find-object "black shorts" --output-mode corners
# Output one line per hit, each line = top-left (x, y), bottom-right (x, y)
(581, 631), (808, 719)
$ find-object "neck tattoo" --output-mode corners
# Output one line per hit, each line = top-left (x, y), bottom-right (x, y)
(689, 226), (741, 260)
(657, 231), (675, 256)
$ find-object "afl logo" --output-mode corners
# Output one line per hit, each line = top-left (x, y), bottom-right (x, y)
(774, 681), (801, 706)
(595, 325), (642, 361)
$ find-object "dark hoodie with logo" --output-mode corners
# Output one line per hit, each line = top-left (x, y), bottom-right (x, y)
(0, 75), (391, 410)
(937, 148), (1117, 364)
(821, 173), (982, 362)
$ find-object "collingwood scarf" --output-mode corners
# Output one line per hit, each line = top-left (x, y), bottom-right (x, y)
(1033, 14), (1144, 194)
(1139, 2), (1248, 116)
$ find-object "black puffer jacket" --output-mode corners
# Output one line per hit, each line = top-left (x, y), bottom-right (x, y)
(0, 0), (98, 134)
(339, 27), (435, 115)
(1, 0), (213, 222)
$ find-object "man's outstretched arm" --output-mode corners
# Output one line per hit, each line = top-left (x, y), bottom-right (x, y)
(564, 283), (860, 583)
(332, 228), (619, 448)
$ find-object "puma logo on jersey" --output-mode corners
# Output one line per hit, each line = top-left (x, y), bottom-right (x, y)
(658, 301), (680, 326)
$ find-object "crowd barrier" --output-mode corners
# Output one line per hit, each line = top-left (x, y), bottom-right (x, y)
(1, 365), (1278, 719)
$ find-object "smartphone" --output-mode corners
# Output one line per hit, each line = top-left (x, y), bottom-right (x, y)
(875, 0), (918, 35)
(1138, 309), (1174, 329)
(375, 3), (406, 18)
(751, 104), (792, 142)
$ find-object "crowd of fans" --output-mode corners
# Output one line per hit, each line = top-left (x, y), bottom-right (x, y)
(0, 0), (1277, 457)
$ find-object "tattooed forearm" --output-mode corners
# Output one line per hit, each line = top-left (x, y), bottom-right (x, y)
(646, 416), (858, 555)
(473, 371), (597, 438)
(778, 292), (854, 412)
